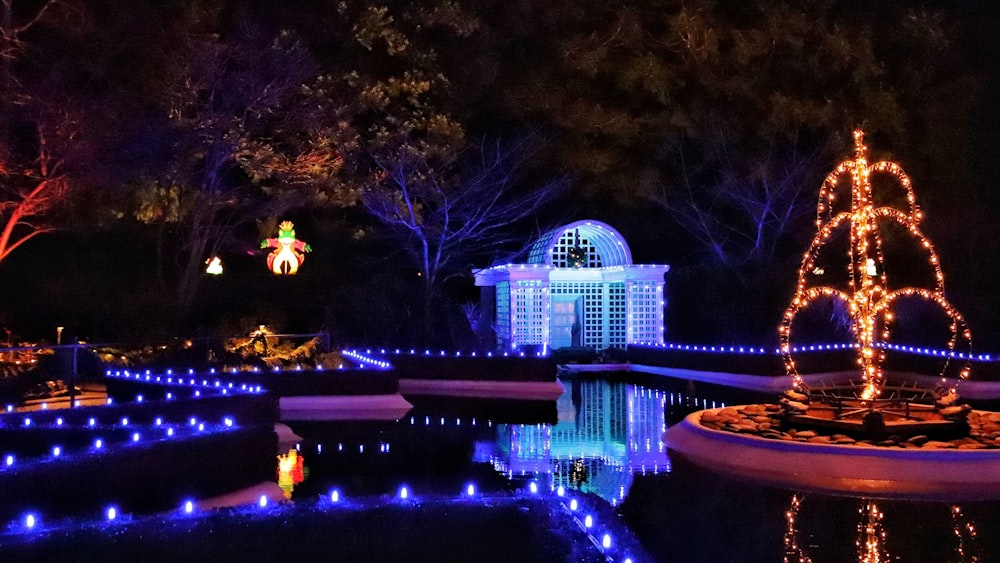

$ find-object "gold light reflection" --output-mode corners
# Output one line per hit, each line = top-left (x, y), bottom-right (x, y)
(783, 494), (813, 563)
(951, 505), (981, 562)
(277, 449), (306, 499)
(780, 130), (972, 400)
(786, 496), (982, 562)
(857, 500), (888, 563)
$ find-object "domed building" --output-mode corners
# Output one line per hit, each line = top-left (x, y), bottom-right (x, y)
(474, 220), (668, 351)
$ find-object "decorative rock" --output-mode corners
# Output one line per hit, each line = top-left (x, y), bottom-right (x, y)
(699, 404), (1000, 453)
(939, 405), (972, 419)
(784, 390), (809, 403)
(781, 399), (809, 413)
(958, 444), (987, 449)
(922, 441), (957, 449)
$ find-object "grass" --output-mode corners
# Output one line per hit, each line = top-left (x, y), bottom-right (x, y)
(0, 494), (644, 563)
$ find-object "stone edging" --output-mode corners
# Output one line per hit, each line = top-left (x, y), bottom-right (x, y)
(664, 408), (1000, 499)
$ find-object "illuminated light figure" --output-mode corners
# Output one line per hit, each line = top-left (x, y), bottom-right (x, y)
(261, 221), (311, 275)
(780, 130), (972, 404)
(205, 256), (223, 275)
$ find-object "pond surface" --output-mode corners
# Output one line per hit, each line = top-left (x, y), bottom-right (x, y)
(282, 375), (1000, 562)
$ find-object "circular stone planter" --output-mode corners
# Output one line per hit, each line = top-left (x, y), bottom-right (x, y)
(664, 408), (1000, 500)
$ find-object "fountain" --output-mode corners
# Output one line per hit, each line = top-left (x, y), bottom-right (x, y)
(778, 129), (972, 439)
(664, 130), (1000, 497)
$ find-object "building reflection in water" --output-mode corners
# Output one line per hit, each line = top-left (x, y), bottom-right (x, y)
(474, 379), (669, 504)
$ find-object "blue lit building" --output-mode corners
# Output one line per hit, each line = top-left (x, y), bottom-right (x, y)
(474, 220), (668, 351)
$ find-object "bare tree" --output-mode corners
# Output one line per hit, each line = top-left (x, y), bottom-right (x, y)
(137, 25), (350, 315)
(659, 135), (824, 277)
(364, 137), (565, 340)
(0, 1), (81, 268)
(651, 127), (831, 339)
(0, 122), (69, 265)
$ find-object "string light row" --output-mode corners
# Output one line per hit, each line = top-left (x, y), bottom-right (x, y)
(105, 370), (264, 395)
(1, 415), (238, 471)
(632, 342), (993, 362)
(476, 263), (668, 273)
(5, 481), (639, 563)
(341, 347), (550, 370)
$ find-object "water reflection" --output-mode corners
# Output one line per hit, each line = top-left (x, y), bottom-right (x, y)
(783, 494), (812, 563)
(856, 500), (889, 563)
(951, 506), (982, 562)
(782, 494), (982, 563)
(276, 449), (307, 499)
(474, 379), (669, 504)
(272, 375), (997, 560)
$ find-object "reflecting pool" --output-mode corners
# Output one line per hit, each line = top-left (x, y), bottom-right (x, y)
(283, 376), (1000, 561)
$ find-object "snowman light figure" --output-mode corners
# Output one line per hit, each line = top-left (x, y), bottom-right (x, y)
(261, 221), (312, 275)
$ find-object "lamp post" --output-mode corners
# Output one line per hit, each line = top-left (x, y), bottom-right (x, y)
(56, 326), (63, 346)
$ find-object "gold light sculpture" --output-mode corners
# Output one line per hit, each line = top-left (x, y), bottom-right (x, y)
(779, 130), (971, 403)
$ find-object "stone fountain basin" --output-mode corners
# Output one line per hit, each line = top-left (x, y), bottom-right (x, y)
(664, 408), (1000, 500)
